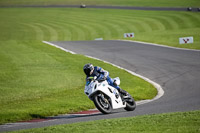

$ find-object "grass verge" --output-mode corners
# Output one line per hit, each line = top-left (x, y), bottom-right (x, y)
(9, 110), (200, 133)
(1, 8), (199, 49)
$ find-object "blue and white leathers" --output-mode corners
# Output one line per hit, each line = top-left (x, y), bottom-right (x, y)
(86, 66), (120, 90)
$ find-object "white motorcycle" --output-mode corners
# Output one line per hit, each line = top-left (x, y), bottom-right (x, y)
(84, 76), (136, 114)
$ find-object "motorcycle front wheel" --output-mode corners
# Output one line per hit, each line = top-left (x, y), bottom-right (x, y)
(93, 93), (112, 114)
(124, 94), (136, 111)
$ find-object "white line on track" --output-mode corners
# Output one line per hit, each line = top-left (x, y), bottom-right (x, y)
(43, 41), (164, 106)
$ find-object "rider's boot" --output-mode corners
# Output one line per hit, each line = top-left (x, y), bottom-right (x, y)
(113, 80), (129, 99)
(118, 88), (129, 99)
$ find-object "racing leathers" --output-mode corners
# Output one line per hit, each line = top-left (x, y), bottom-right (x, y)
(86, 66), (127, 95)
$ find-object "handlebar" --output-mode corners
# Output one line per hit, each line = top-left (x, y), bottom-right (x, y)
(87, 75), (106, 82)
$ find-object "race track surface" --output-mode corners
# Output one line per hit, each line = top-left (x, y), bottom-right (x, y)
(1, 5), (200, 12)
(1, 40), (200, 132)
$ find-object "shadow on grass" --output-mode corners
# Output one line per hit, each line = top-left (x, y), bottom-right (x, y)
(30, 114), (46, 119)
(24, 109), (126, 123)
(46, 109), (125, 120)
(16, 109), (127, 123)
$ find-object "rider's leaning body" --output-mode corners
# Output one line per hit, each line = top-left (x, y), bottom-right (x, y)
(83, 63), (127, 95)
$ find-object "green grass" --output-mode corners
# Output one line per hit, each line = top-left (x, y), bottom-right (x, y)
(0, 8), (199, 49)
(0, 0), (200, 7)
(9, 110), (200, 133)
(0, 7), (199, 124)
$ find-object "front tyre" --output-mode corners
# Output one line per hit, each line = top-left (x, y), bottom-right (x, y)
(124, 94), (136, 111)
(93, 93), (112, 114)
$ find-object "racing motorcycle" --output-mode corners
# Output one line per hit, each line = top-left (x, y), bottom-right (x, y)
(84, 76), (136, 114)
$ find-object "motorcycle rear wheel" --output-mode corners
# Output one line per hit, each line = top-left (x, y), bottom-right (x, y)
(93, 93), (112, 114)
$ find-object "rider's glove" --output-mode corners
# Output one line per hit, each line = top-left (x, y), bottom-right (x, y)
(97, 75), (106, 82)
(102, 76), (107, 80)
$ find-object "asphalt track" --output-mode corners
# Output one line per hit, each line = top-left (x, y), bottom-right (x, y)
(1, 40), (200, 132)
(1, 5), (200, 12)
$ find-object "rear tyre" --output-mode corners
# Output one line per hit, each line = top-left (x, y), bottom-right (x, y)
(124, 94), (136, 111)
(93, 93), (112, 114)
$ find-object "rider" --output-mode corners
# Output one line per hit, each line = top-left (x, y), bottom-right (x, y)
(83, 63), (128, 96)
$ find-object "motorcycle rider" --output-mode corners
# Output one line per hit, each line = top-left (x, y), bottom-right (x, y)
(83, 63), (128, 96)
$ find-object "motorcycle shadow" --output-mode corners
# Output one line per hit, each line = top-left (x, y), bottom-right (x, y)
(46, 109), (125, 120)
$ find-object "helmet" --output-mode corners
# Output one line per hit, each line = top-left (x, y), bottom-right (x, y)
(83, 63), (94, 76)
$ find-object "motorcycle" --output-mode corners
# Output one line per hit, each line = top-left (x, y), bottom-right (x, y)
(84, 76), (136, 114)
